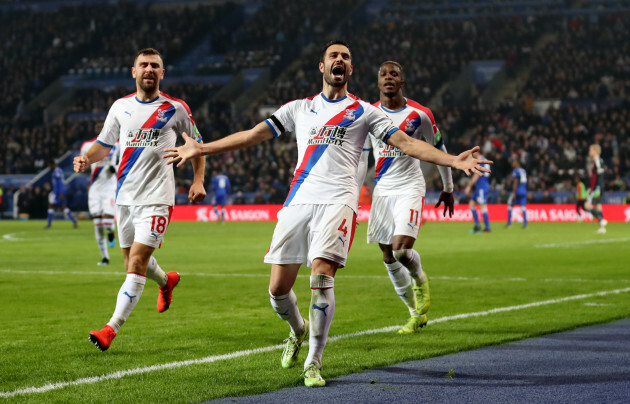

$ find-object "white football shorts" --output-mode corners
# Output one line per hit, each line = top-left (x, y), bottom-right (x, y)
(116, 205), (173, 249)
(88, 188), (116, 217)
(367, 194), (424, 244)
(264, 204), (357, 268)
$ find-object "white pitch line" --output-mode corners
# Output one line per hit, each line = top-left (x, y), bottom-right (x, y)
(1, 269), (630, 284)
(2, 232), (24, 241)
(2, 286), (630, 398)
(535, 237), (630, 248)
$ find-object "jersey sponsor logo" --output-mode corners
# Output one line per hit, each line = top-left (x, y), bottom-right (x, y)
(308, 125), (347, 146)
(377, 142), (404, 157)
(126, 128), (160, 147)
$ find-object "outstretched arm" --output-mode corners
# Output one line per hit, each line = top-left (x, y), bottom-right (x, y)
(386, 130), (491, 176)
(164, 122), (274, 167)
(73, 142), (112, 173)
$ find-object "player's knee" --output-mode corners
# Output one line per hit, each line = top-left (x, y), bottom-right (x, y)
(310, 273), (334, 289)
(127, 255), (149, 274)
(392, 248), (410, 265)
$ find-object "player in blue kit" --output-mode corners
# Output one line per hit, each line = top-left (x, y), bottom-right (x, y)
(210, 171), (231, 223)
(45, 160), (78, 229)
(506, 157), (528, 229)
(465, 155), (491, 233)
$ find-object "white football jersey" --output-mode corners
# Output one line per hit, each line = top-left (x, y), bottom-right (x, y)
(369, 99), (453, 197)
(80, 138), (119, 195)
(97, 92), (202, 206)
(265, 93), (397, 211)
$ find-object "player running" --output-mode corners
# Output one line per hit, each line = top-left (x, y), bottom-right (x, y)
(80, 122), (120, 265)
(74, 48), (206, 351)
(165, 40), (491, 387)
(362, 61), (454, 335)
(506, 156), (528, 229)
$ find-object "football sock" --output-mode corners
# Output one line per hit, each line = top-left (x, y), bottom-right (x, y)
(46, 209), (54, 227)
(146, 256), (168, 287)
(507, 206), (513, 225)
(107, 273), (146, 332)
(393, 249), (427, 286)
(521, 206), (528, 226)
(482, 208), (490, 230)
(384, 261), (417, 316)
(102, 216), (116, 237)
(269, 289), (305, 336)
(305, 274), (335, 369)
(93, 218), (109, 260)
(471, 208), (479, 227)
(64, 207), (77, 224)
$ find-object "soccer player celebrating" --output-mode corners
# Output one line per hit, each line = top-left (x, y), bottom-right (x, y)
(80, 122), (120, 265)
(45, 160), (78, 229)
(164, 40), (491, 387)
(362, 61), (454, 334)
(585, 144), (608, 233)
(506, 156), (528, 229)
(74, 48), (206, 351)
(465, 155), (492, 233)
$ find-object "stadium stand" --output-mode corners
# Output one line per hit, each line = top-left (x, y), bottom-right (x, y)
(1, 0), (629, 218)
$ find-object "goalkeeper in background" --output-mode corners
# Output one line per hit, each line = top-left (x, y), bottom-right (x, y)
(585, 144), (607, 233)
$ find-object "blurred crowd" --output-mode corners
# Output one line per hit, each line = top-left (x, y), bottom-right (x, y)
(1, 1), (629, 212)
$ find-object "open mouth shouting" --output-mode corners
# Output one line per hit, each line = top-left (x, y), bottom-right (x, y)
(331, 63), (345, 80)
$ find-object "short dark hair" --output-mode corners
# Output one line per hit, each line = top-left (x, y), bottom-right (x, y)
(379, 60), (404, 80)
(134, 48), (163, 66)
(320, 40), (351, 62)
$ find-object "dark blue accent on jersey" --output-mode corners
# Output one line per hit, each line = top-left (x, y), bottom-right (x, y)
(320, 93), (347, 103)
(382, 127), (399, 145)
(374, 157), (394, 187)
(284, 144), (329, 206)
(264, 120), (279, 137)
(96, 140), (114, 148)
(116, 148), (144, 199)
(336, 104), (365, 127)
(135, 95), (160, 104)
(380, 105), (406, 114)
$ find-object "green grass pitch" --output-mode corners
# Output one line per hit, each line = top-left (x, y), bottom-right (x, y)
(0, 219), (628, 402)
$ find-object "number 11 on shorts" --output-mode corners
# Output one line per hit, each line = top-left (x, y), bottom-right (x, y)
(409, 209), (420, 226)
